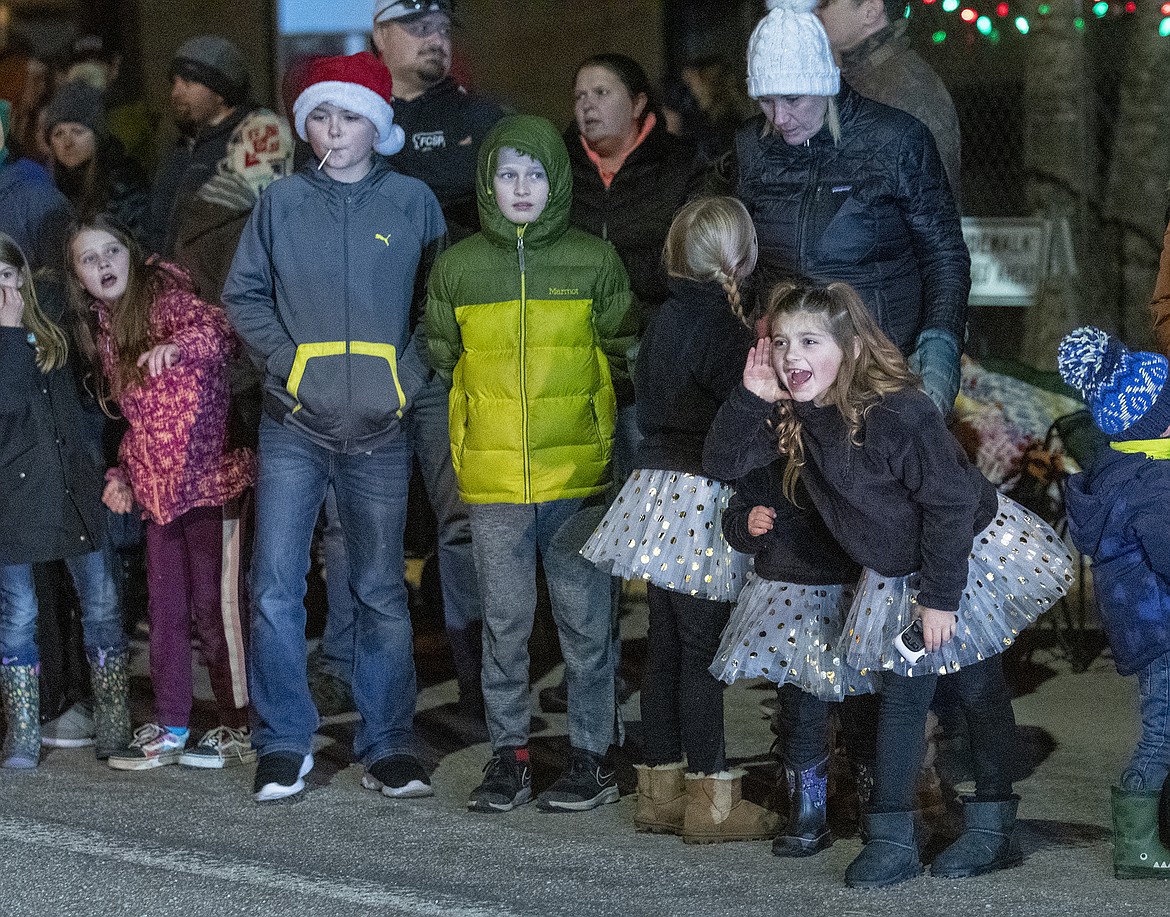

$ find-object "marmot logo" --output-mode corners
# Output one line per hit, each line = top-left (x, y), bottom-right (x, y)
(413, 131), (446, 152)
(548, 288), (580, 296)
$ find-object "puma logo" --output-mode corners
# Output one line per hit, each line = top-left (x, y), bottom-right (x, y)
(375, 233), (392, 246)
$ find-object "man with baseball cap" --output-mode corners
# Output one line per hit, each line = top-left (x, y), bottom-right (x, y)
(146, 35), (256, 256)
(371, 1), (502, 238)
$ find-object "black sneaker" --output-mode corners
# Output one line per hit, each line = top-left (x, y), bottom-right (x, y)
(536, 748), (620, 812)
(468, 749), (532, 813)
(361, 755), (434, 798)
(253, 752), (314, 802)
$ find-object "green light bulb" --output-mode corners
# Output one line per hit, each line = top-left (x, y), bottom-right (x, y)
(977, 14), (993, 32)
(932, 29), (948, 41)
(1092, 1), (1108, 16)
(1015, 15), (1030, 31)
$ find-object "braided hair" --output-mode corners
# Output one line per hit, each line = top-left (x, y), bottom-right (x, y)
(662, 195), (758, 325)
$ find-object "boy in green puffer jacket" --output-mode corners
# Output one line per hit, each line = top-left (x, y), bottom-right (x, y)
(426, 114), (634, 814)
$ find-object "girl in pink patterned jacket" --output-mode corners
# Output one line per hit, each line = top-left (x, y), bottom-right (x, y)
(68, 215), (255, 772)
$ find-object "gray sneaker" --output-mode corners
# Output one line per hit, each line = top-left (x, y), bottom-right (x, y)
(179, 725), (257, 769)
(41, 702), (96, 748)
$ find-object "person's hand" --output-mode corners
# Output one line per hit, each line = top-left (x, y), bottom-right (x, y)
(747, 505), (776, 537)
(102, 479), (134, 514)
(0, 284), (25, 328)
(919, 606), (957, 653)
(743, 338), (788, 403)
(136, 343), (180, 377)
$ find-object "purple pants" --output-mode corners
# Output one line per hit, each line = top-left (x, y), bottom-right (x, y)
(145, 502), (249, 728)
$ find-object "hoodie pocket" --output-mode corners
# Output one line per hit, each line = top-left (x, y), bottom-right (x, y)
(286, 341), (407, 440)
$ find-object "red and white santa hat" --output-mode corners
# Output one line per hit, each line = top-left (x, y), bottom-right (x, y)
(292, 51), (406, 156)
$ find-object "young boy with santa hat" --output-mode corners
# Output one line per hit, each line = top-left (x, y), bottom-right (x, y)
(224, 51), (446, 803)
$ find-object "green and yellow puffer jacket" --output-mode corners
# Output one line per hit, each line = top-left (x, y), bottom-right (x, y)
(426, 115), (634, 505)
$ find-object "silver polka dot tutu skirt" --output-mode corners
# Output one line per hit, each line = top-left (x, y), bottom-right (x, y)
(580, 469), (749, 601)
(843, 493), (1075, 678)
(709, 574), (875, 701)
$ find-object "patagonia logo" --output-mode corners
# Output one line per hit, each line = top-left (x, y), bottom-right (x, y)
(831, 185), (853, 193)
(412, 131), (446, 152)
(375, 233), (392, 246)
(548, 287), (580, 296)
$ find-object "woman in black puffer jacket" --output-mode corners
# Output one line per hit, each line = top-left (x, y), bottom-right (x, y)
(733, 0), (970, 417)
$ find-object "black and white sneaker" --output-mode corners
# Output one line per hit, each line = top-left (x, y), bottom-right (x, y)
(253, 752), (313, 802)
(468, 749), (532, 813)
(361, 755), (434, 798)
(536, 748), (620, 812)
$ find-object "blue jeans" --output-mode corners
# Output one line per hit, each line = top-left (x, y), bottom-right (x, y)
(1122, 650), (1170, 791)
(0, 549), (125, 666)
(249, 415), (416, 765)
(469, 498), (615, 755)
(318, 375), (482, 689)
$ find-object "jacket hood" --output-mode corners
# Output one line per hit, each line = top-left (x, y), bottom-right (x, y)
(476, 114), (571, 250)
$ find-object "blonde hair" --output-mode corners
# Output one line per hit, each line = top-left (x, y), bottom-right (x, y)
(760, 281), (916, 500)
(0, 232), (69, 372)
(662, 195), (758, 325)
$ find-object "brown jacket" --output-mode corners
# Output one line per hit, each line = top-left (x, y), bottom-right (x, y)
(1151, 219), (1170, 356)
(841, 20), (962, 208)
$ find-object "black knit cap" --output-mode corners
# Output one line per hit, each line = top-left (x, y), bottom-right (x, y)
(43, 81), (108, 141)
(169, 35), (249, 106)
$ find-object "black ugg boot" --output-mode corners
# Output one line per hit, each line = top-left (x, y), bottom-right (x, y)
(931, 796), (1023, 878)
(773, 755), (831, 857)
(844, 811), (923, 888)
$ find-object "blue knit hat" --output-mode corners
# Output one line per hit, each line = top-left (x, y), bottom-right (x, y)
(1057, 326), (1170, 440)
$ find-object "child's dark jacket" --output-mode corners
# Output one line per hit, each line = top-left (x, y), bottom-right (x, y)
(1066, 446), (1170, 676)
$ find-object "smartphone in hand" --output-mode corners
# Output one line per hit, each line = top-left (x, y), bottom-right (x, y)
(895, 618), (927, 664)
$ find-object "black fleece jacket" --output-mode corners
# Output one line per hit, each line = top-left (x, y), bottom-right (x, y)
(705, 385), (996, 611)
(634, 276), (753, 474)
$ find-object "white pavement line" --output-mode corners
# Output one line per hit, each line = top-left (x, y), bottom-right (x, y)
(0, 815), (514, 917)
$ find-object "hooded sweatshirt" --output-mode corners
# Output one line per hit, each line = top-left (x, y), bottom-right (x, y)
(224, 157), (445, 455)
(426, 115), (635, 505)
(1065, 445), (1170, 676)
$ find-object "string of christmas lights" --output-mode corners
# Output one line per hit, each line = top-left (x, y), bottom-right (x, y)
(910, 0), (1170, 43)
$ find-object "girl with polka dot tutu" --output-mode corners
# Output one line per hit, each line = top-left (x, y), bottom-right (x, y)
(707, 440), (874, 858)
(705, 281), (1073, 887)
(582, 196), (775, 843)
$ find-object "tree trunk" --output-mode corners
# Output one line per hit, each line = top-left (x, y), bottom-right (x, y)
(1020, 0), (1093, 369)
(1102, 7), (1170, 349)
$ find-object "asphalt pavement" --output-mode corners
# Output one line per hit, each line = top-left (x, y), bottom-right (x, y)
(1, 587), (1166, 917)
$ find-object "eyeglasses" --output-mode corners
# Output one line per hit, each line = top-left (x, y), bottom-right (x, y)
(397, 17), (452, 39)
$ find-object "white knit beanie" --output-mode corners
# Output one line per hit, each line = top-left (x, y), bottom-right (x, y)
(747, 0), (840, 99)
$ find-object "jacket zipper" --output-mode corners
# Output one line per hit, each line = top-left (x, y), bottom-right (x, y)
(342, 194), (352, 450)
(517, 225), (530, 502)
(797, 146), (821, 275)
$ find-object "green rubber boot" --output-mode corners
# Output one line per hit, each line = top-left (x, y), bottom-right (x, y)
(88, 648), (132, 761)
(1112, 785), (1170, 879)
(0, 663), (41, 768)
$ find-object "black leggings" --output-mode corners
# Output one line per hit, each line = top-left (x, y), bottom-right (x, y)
(640, 584), (731, 773)
(873, 655), (1017, 811)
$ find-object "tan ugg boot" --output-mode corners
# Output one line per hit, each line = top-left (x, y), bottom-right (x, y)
(682, 769), (780, 844)
(634, 762), (687, 834)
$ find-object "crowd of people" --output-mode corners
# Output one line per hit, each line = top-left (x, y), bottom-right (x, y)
(2, 0), (1169, 890)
